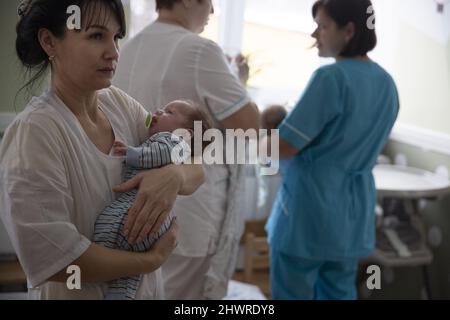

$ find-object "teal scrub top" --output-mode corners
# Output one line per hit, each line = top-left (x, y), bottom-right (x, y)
(266, 60), (399, 260)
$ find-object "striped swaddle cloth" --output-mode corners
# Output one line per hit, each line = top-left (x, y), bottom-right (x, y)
(94, 132), (190, 300)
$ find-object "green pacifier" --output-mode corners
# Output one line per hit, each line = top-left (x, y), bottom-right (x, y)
(145, 112), (153, 128)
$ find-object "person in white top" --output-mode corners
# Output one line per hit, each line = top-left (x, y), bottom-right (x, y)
(0, 0), (204, 299)
(113, 0), (260, 299)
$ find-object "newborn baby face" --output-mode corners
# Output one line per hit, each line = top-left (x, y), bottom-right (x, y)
(148, 100), (195, 136)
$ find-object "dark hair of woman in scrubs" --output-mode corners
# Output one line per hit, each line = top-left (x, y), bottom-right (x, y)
(264, 0), (399, 300)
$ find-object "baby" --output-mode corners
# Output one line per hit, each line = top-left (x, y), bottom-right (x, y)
(94, 100), (211, 300)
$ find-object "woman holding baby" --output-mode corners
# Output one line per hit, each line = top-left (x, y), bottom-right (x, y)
(0, 0), (204, 299)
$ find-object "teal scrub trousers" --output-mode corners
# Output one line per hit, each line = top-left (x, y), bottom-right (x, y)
(270, 248), (359, 300)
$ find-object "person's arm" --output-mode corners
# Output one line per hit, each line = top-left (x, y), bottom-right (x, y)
(220, 101), (260, 131)
(196, 41), (260, 132)
(126, 133), (190, 169)
(259, 134), (299, 161)
(279, 137), (299, 158)
(113, 163), (204, 244)
(174, 163), (205, 195)
(273, 68), (343, 158)
(48, 219), (178, 283)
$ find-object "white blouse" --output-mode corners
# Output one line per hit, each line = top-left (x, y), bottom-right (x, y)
(0, 86), (164, 299)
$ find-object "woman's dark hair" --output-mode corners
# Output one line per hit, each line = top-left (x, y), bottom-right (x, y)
(182, 100), (213, 154)
(15, 0), (126, 96)
(312, 0), (377, 57)
(156, 0), (205, 11)
(155, 0), (181, 11)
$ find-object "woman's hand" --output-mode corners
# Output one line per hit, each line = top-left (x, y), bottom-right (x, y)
(143, 218), (178, 270)
(113, 141), (128, 156)
(235, 53), (250, 86)
(226, 53), (250, 86)
(113, 165), (183, 244)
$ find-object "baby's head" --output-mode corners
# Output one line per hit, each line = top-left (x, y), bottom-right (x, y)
(261, 105), (287, 132)
(148, 100), (212, 153)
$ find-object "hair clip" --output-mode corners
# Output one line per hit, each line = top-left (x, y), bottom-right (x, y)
(17, 0), (32, 18)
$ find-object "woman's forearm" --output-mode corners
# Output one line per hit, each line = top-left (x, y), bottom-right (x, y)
(175, 163), (205, 195)
(47, 243), (160, 283)
(259, 135), (299, 161)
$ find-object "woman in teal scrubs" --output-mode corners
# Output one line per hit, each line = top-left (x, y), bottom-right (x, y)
(266, 0), (399, 299)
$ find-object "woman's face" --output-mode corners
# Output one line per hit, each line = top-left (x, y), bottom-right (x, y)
(190, 0), (214, 34)
(51, 8), (122, 91)
(311, 7), (351, 58)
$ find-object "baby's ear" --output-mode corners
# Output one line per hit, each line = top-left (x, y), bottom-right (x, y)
(185, 129), (194, 140)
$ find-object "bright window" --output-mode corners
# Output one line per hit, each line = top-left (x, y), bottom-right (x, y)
(200, 0), (221, 42)
(242, 0), (321, 102)
(126, 0), (321, 108)
(128, 0), (158, 38)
